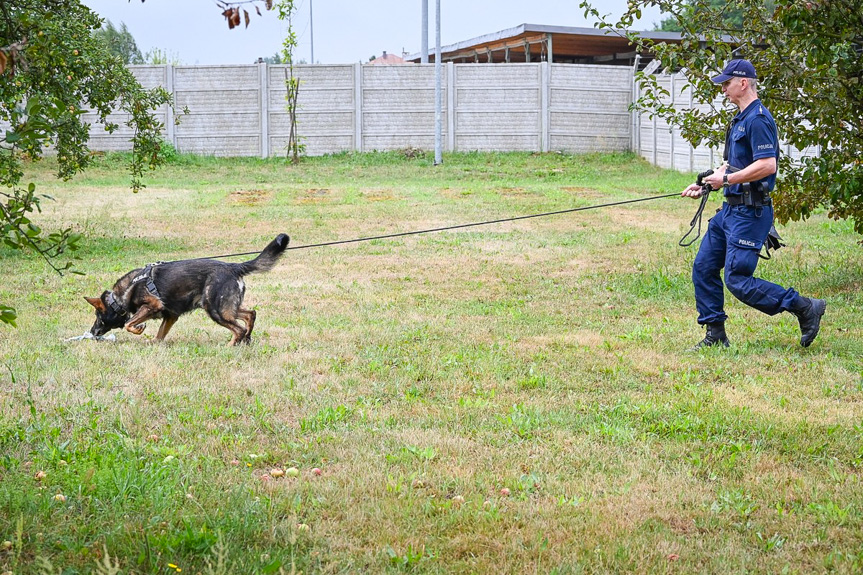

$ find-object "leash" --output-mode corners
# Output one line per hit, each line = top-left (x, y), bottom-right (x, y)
(678, 190), (712, 247)
(678, 170), (715, 248)
(202, 192), (683, 259)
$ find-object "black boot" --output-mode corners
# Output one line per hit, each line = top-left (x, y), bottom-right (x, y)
(789, 296), (826, 347)
(690, 322), (730, 351)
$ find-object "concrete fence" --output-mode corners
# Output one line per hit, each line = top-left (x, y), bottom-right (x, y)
(13, 64), (818, 172)
(633, 72), (819, 173)
(84, 62), (634, 158)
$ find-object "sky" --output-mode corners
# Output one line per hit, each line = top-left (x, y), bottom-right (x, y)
(79, 0), (665, 65)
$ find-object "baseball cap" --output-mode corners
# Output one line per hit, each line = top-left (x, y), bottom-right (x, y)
(711, 59), (758, 83)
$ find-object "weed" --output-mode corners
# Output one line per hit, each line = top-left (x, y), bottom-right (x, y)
(386, 544), (433, 570)
(299, 405), (352, 433)
(497, 403), (544, 441)
(755, 531), (785, 552)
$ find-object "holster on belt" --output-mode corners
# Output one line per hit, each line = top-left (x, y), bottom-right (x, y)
(725, 181), (771, 207)
(740, 181), (771, 207)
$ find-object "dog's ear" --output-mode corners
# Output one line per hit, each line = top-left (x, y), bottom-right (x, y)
(84, 296), (106, 312)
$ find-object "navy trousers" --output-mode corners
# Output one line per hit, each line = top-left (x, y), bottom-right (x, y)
(692, 202), (799, 325)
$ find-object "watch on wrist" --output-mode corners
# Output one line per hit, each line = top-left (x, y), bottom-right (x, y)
(723, 173), (729, 186)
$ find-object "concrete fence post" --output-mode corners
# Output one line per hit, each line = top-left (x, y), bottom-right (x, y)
(633, 56), (642, 157)
(688, 82), (694, 172)
(540, 61), (549, 153)
(259, 62), (269, 158)
(165, 64), (176, 149)
(447, 62), (455, 152)
(669, 74), (675, 171)
(354, 62), (363, 153)
(652, 107), (658, 167)
(631, 64), (638, 155)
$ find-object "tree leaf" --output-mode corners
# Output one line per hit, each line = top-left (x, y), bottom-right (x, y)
(0, 305), (18, 327)
(223, 8), (235, 29)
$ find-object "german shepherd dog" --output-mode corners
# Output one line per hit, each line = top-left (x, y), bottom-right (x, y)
(85, 234), (289, 345)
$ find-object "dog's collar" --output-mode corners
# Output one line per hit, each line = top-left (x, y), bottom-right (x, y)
(105, 291), (128, 316)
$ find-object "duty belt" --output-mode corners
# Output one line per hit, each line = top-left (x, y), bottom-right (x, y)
(725, 183), (771, 207)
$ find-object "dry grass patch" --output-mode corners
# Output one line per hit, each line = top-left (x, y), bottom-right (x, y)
(360, 188), (397, 202)
(296, 188), (334, 204)
(228, 189), (272, 205)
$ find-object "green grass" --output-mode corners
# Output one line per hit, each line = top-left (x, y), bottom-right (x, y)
(1, 151), (862, 574)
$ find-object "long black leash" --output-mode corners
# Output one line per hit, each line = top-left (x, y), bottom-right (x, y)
(678, 170), (714, 248)
(203, 191), (683, 259)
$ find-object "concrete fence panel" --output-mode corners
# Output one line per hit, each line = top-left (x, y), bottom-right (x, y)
(454, 64), (541, 152)
(173, 65), (262, 157)
(362, 65), (445, 152)
(268, 64), (356, 157)
(549, 64), (632, 154)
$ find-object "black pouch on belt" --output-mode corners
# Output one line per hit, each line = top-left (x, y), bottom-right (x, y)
(741, 181), (771, 207)
(760, 225), (786, 260)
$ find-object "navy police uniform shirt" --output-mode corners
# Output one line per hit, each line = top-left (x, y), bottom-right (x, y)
(726, 99), (779, 197)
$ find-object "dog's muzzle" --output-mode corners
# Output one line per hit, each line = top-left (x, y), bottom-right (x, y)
(90, 320), (109, 337)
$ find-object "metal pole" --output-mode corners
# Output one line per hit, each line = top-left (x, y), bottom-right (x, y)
(310, 0), (314, 64)
(421, 0), (428, 64)
(434, 0), (442, 165)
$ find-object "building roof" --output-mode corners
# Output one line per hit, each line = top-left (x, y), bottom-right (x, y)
(407, 23), (685, 66)
(368, 51), (408, 65)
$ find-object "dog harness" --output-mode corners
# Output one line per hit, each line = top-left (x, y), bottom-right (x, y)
(131, 263), (163, 300)
(105, 263), (162, 316)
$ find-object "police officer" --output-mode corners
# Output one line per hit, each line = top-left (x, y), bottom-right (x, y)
(681, 59), (826, 349)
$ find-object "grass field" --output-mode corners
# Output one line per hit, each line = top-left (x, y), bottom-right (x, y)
(1, 151), (861, 574)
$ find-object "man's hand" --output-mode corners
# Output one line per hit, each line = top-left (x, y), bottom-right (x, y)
(681, 165), (727, 198)
(703, 166), (726, 190)
(681, 183), (704, 198)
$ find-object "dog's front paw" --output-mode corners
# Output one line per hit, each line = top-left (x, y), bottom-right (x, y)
(127, 322), (147, 335)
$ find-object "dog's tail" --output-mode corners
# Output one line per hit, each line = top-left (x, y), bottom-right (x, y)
(237, 233), (290, 275)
